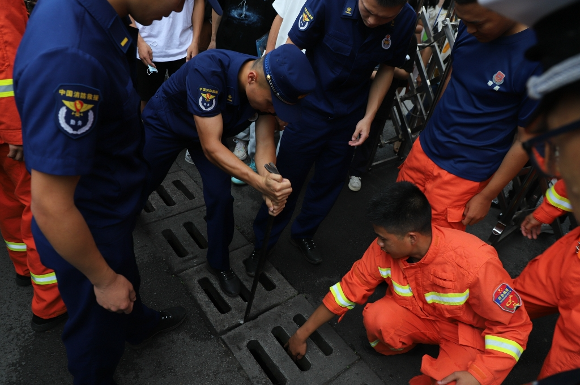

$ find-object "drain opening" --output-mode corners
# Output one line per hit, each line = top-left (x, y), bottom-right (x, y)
(155, 185), (176, 206)
(172, 180), (195, 200)
(161, 229), (188, 258)
(238, 282), (251, 303)
(247, 340), (287, 385)
(259, 273), (276, 291)
(271, 326), (311, 371)
(198, 277), (231, 314)
(293, 314), (333, 356)
(143, 199), (155, 213)
(183, 222), (208, 249)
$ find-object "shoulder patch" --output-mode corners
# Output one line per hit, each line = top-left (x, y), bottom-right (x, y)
(54, 84), (101, 139)
(298, 7), (313, 31)
(198, 85), (219, 112)
(493, 283), (522, 313)
(382, 34), (392, 50)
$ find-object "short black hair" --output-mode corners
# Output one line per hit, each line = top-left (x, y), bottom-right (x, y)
(376, 0), (408, 7)
(454, 0), (477, 4)
(366, 182), (432, 237)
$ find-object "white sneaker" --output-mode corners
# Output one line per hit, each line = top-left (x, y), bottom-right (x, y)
(348, 176), (361, 192)
(184, 150), (194, 165)
(233, 140), (248, 161)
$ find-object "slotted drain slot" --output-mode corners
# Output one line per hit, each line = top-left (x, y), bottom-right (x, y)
(198, 278), (231, 314)
(247, 340), (287, 385)
(161, 229), (188, 258)
(259, 273), (276, 291)
(239, 282), (251, 303)
(183, 222), (208, 249)
(143, 199), (155, 213)
(172, 180), (195, 200)
(156, 185), (176, 207)
(271, 326), (311, 371)
(293, 314), (333, 356)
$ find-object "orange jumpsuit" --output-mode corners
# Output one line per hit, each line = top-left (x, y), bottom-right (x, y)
(397, 138), (491, 231)
(0, 0), (65, 319)
(323, 226), (532, 385)
(532, 180), (572, 225)
(514, 225), (580, 379)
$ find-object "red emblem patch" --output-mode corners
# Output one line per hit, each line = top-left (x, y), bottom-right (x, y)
(493, 283), (522, 313)
(493, 71), (505, 85)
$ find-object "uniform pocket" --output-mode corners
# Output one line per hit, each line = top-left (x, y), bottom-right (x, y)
(429, 270), (456, 289)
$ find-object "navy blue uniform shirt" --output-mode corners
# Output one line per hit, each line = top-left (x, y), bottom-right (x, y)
(146, 50), (258, 140)
(288, 0), (416, 118)
(420, 23), (542, 182)
(14, 0), (147, 232)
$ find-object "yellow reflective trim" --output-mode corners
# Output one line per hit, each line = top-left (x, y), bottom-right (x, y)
(424, 289), (469, 305)
(378, 267), (391, 279)
(30, 272), (58, 285)
(330, 283), (356, 309)
(5, 240), (26, 252)
(0, 79), (13, 86)
(120, 37), (128, 46)
(485, 335), (523, 361)
(392, 280), (412, 297)
(370, 339), (379, 347)
(546, 185), (573, 212)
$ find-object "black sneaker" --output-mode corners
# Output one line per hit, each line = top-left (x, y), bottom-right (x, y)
(16, 273), (32, 287)
(31, 312), (68, 332)
(291, 238), (323, 265)
(206, 266), (241, 297)
(243, 249), (260, 277)
(131, 306), (186, 349)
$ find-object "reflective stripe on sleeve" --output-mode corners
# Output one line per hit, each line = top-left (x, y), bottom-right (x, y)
(330, 283), (356, 309)
(370, 339), (379, 347)
(546, 185), (573, 212)
(424, 289), (469, 306)
(0, 79), (14, 98)
(485, 335), (523, 361)
(5, 240), (26, 252)
(30, 272), (58, 285)
(392, 280), (412, 297)
(378, 267), (391, 279)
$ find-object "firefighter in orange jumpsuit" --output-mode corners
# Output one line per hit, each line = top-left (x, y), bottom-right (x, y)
(287, 182), (532, 385)
(0, 0), (66, 331)
(520, 180), (572, 240)
(479, 0), (580, 381)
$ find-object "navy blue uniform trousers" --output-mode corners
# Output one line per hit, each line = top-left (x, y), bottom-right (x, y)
(33, 219), (159, 385)
(253, 107), (362, 250)
(142, 107), (235, 271)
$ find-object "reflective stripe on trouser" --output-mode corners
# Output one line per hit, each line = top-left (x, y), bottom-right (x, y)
(0, 79), (15, 98)
(362, 296), (510, 385)
(0, 143), (66, 318)
(397, 138), (491, 231)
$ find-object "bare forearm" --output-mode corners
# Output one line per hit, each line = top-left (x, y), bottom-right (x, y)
(191, 0), (204, 45)
(294, 304), (335, 342)
(266, 15), (283, 53)
(211, 10), (221, 43)
(364, 65), (395, 121)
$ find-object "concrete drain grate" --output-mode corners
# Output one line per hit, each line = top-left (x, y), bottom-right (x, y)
(140, 170), (205, 224)
(222, 295), (361, 384)
(178, 244), (297, 334)
(141, 207), (248, 274)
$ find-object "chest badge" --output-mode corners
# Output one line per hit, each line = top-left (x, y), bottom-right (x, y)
(493, 283), (522, 313)
(382, 34), (392, 50)
(488, 71), (505, 91)
(298, 7), (313, 31)
(55, 85), (100, 139)
(198, 86), (219, 112)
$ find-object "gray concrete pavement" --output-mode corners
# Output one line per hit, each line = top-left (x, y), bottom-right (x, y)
(1, 139), (560, 384)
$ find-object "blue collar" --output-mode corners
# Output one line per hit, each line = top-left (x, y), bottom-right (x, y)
(76, 0), (133, 54)
(341, 0), (360, 19)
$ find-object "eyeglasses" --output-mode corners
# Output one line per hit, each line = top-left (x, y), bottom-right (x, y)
(522, 117), (580, 178)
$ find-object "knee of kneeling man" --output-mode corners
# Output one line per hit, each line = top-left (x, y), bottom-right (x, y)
(363, 302), (397, 333)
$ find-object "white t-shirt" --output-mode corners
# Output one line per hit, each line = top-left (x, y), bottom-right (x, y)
(272, 0), (307, 48)
(135, 0), (194, 62)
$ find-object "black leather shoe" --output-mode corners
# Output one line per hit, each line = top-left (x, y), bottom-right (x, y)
(291, 238), (323, 265)
(207, 266), (241, 297)
(16, 273), (32, 287)
(31, 312), (68, 332)
(131, 306), (187, 349)
(243, 249), (260, 277)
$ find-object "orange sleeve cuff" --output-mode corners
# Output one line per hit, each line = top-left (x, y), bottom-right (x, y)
(322, 292), (348, 318)
(533, 201), (563, 225)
